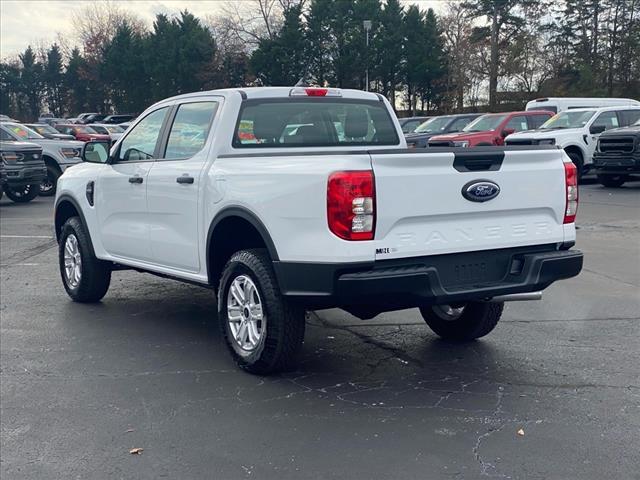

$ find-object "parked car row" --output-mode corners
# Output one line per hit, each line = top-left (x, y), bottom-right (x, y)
(37, 112), (136, 126)
(402, 97), (640, 186)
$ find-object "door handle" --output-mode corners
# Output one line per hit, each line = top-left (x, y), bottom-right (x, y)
(128, 176), (143, 184)
(176, 175), (194, 184)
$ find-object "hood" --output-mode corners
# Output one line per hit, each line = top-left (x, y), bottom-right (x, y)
(599, 124), (640, 136)
(507, 127), (583, 139)
(0, 140), (43, 152)
(36, 138), (85, 148)
(404, 132), (439, 141)
(430, 130), (492, 141)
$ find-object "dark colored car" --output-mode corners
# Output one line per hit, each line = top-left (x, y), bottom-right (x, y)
(0, 135), (46, 203)
(77, 113), (107, 124)
(102, 114), (136, 124)
(53, 124), (111, 143)
(24, 123), (75, 140)
(428, 110), (553, 148)
(405, 114), (482, 148)
(593, 120), (640, 187)
(398, 116), (430, 134)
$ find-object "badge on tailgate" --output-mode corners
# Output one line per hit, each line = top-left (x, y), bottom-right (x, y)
(462, 180), (500, 202)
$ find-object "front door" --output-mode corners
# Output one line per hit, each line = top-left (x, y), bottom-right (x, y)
(146, 100), (220, 272)
(96, 106), (170, 262)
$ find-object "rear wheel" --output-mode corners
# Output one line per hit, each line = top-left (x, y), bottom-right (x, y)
(218, 249), (305, 374)
(597, 174), (627, 188)
(59, 217), (111, 303)
(4, 183), (39, 203)
(420, 301), (504, 341)
(40, 164), (61, 196)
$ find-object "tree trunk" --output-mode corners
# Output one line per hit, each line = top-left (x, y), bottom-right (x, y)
(489, 3), (499, 111)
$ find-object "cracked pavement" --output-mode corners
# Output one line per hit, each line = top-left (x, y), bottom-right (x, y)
(1, 183), (639, 479)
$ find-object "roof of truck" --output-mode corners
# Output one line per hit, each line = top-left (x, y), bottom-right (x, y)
(160, 87), (384, 103)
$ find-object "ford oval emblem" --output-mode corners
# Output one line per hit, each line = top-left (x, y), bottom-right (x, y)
(462, 180), (500, 202)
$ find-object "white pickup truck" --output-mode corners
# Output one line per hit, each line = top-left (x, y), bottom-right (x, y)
(54, 87), (583, 374)
(505, 106), (640, 178)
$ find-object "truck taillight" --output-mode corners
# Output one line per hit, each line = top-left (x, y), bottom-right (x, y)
(563, 162), (578, 224)
(327, 171), (375, 241)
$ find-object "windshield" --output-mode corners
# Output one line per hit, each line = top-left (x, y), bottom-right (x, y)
(541, 111), (596, 129)
(414, 116), (452, 133)
(5, 124), (44, 140)
(234, 100), (399, 148)
(463, 114), (507, 132)
(75, 126), (98, 134)
(30, 124), (59, 135)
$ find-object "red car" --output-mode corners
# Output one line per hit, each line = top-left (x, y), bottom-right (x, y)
(53, 124), (111, 143)
(428, 110), (553, 148)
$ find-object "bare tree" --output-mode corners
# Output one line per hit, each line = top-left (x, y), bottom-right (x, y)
(441, 2), (474, 111)
(216, 0), (304, 47)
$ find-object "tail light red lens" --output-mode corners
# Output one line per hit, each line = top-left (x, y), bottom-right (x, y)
(563, 161), (578, 224)
(327, 171), (375, 241)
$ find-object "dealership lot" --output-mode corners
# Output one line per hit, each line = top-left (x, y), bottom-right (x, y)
(1, 184), (639, 479)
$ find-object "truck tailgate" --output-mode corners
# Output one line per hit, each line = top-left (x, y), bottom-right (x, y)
(370, 148), (568, 260)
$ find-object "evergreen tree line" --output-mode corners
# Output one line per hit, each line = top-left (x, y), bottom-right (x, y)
(1, 0), (638, 122)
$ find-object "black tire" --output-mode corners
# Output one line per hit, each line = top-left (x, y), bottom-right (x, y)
(420, 301), (504, 341)
(4, 183), (39, 203)
(597, 174), (626, 188)
(40, 164), (61, 196)
(59, 216), (111, 303)
(218, 249), (305, 374)
(566, 151), (584, 181)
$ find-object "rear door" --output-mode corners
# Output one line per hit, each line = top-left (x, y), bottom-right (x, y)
(145, 99), (221, 272)
(370, 148), (567, 260)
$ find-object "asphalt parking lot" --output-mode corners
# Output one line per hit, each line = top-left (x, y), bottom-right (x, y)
(1, 183), (639, 480)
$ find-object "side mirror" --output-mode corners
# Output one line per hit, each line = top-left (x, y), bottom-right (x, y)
(502, 128), (515, 137)
(83, 141), (110, 163)
(590, 125), (606, 135)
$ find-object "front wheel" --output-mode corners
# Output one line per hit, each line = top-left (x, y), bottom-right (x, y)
(218, 249), (305, 374)
(59, 217), (111, 303)
(597, 174), (627, 188)
(4, 183), (39, 203)
(420, 301), (504, 341)
(39, 165), (60, 196)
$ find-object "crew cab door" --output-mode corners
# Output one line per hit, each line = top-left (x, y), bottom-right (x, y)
(145, 99), (221, 272)
(96, 106), (169, 262)
(586, 111), (621, 163)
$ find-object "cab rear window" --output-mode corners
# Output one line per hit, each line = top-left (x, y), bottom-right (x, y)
(233, 99), (400, 148)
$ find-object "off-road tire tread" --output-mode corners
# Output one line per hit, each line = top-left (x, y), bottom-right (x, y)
(420, 301), (504, 341)
(59, 217), (111, 303)
(218, 249), (305, 375)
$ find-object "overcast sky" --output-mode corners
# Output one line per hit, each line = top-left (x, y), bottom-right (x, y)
(0, 0), (445, 58)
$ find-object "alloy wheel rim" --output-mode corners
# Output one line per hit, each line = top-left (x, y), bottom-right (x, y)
(226, 275), (265, 352)
(63, 234), (82, 288)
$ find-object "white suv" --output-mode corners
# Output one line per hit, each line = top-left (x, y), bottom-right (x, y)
(53, 86), (583, 374)
(505, 106), (640, 178)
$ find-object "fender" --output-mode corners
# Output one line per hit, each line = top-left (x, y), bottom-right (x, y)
(206, 206), (280, 282)
(54, 194), (94, 251)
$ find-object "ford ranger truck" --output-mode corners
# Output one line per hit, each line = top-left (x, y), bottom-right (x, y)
(0, 139), (46, 203)
(53, 87), (583, 374)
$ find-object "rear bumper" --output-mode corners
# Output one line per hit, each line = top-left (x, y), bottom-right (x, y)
(273, 244), (583, 310)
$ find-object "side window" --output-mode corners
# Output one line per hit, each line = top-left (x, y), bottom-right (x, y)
(117, 107), (168, 162)
(1, 129), (13, 141)
(592, 111), (619, 131)
(528, 115), (549, 129)
(505, 115), (529, 132)
(619, 109), (640, 126)
(164, 102), (218, 160)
